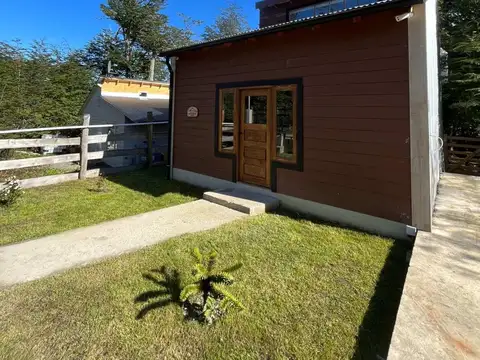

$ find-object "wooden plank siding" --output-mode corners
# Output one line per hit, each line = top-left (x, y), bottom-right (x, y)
(173, 10), (412, 224)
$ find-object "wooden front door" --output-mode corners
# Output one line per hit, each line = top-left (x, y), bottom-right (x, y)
(239, 89), (271, 187)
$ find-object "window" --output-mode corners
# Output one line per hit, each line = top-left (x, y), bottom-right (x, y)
(329, 0), (345, 12)
(289, 5), (315, 20)
(274, 87), (296, 162)
(219, 89), (235, 153)
(244, 95), (268, 125)
(216, 82), (301, 166)
(288, 0), (379, 21)
(315, 2), (330, 16)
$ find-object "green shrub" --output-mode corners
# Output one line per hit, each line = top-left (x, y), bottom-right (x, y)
(0, 176), (23, 207)
(0, 149), (15, 160)
(91, 176), (109, 193)
(180, 248), (244, 324)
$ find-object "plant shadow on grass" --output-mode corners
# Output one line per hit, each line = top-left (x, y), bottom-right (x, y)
(352, 240), (411, 360)
(135, 265), (204, 322)
(106, 166), (204, 199)
(272, 208), (411, 360)
(135, 266), (183, 320)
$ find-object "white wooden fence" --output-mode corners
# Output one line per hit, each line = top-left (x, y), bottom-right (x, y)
(0, 113), (169, 189)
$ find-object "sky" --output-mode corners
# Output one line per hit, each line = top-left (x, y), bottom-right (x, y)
(0, 0), (260, 49)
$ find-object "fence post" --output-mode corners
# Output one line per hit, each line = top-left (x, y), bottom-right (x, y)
(146, 112), (153, 168)
(79, 114), (90, 179)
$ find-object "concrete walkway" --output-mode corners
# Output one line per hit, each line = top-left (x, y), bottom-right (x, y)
(389, 173), (480, 359)
(0, 200), (245, 288)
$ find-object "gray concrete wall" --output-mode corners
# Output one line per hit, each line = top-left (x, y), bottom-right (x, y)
(408, 0), (441, 232)
(426, 0), (442, 209)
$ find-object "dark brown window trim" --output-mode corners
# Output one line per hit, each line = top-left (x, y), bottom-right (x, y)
(214, 77), (304, 192)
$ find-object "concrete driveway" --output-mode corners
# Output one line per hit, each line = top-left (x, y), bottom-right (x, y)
(389, 173), (480, 359)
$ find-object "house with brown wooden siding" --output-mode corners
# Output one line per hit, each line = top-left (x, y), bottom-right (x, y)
(161, 0), (441, 240)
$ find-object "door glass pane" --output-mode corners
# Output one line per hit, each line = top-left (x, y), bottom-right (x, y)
(221, 90), (235, 152)
(276, 90), (294, 160)
(245, 95), (267, 125)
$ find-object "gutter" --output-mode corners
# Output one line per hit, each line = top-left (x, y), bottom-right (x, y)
(165, 56), (177, 180)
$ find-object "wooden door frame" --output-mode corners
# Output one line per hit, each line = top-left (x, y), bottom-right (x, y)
(238, 88), (272, 187)
(215, 77), (303, 192)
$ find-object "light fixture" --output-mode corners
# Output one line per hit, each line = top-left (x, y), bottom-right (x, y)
(395, 7), (414, 22)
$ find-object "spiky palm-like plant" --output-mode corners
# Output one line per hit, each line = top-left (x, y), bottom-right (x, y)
(180, 248), (244, 323)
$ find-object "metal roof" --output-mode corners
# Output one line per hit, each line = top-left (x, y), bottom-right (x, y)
(103, 96), (169, 123)
(161, 0), (423, 57)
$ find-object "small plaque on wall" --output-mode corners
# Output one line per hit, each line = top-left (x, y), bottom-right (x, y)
(187, 106), (199, 118)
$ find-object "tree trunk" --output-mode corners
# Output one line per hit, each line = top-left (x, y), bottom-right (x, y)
(149, 57), (155, 81)
(124, 33), (132, 78)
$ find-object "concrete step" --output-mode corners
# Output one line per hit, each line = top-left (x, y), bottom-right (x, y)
(203, 188), (280, 215)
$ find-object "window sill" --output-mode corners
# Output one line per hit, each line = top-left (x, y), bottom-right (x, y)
(273, 157), (297, 165)
(218, 150), (235, 155)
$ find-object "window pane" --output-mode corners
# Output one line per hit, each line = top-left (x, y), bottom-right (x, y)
(315, 3), (330, 16)
(329, 0), (345, 12)
(276, 90), (294, 160)
(345, 0), (358, 8)
(221, 91), (234, 152)
(245, 95), (267, 125)
(289, 5), (315, 21)
(290, 0), (371, 20)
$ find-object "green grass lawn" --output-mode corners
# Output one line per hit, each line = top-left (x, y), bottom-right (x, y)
(0, 167), (202, 246)
(0, 213), (409, 360)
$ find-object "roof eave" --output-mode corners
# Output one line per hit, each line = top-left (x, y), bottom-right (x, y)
(100, 77), (170, 87)
(161, 0), (424, 57)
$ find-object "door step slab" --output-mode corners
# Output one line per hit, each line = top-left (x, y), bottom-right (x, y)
(203, 188), (280, 215)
